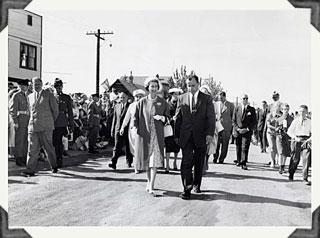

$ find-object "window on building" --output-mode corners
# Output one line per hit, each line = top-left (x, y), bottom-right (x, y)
(27, 15), (32, 26)
(20, 43), (37, 70)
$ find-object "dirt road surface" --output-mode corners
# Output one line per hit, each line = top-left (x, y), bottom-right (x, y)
(8, 144), (311, 227)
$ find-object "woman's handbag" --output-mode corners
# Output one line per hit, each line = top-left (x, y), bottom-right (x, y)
(163, 123), (173, 137)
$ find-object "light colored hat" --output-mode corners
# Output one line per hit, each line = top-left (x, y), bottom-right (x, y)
(144, 76), (160, 88)
(169, 88), (183, 94)
(199, 85), (212, 94)
(133, 89), (146, 97)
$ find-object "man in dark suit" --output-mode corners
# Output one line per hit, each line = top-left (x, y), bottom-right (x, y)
(214, 91), (235, 163)
(88, 93), (101, 154)
(53, 78), (74, 168)
(21, 77), (59, 177)
(232, 94), (257, 170)
(9, 79), (30, 166)
(256, 101), (268, 153)
(174, 75), (215, 199)
(109, 92), (133, 169)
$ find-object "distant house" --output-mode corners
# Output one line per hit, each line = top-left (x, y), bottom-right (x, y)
(8, 10), (42, 84)
(109, 73), (173, 98)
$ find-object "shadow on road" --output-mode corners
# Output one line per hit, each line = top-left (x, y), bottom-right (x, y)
(50, 170), (147, 183)
(203, 171), (290, 183)
(161, 189), (311, 208)
(8, 179), (38, 185)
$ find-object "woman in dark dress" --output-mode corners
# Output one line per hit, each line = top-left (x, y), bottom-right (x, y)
(164, 88), (183, 173)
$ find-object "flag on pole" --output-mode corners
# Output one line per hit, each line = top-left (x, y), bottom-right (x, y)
(101, 78), (110, 91)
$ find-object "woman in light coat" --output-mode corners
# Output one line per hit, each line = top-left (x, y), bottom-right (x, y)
(120, 89), (146, 173)
(133, 77), (169, 194)
(199, 85), (224, 174)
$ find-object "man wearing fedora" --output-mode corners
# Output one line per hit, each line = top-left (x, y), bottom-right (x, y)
(88, 93), (101, 154)
(21, 77), (59, 177)
(53, 78), (74, 168)
(9, 79), (30, 166)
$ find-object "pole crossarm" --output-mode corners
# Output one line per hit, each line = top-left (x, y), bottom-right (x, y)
(86, 29), (114, 94)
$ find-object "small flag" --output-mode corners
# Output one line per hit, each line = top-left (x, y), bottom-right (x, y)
(101, 78), (110, 90)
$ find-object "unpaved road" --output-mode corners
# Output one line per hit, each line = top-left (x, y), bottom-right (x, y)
(8, 144), (311, 226)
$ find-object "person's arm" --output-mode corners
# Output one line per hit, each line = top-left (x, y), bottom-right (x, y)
(9, 94), (18, 127)
(67, 96), (74, 131)
(232, 106), (238, 131)
(206, 96), (216, 137)
(110, 105), (116, 137)
(287, 118), (297, 139)
(120, 104), (133, 132)
(49, 92), (59, 121)
(173, 97), (182, 140)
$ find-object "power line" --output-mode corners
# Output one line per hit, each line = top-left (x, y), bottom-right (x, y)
(86, 29), (114, 94)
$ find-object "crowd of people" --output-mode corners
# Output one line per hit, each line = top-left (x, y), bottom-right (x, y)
(8, 75), (312, 199)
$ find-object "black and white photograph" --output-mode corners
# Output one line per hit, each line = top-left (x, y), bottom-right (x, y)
(1, 0), (320, 237)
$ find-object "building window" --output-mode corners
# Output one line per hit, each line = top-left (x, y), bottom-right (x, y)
(20, 43), (37, 70)
(27, 15), (32, 26)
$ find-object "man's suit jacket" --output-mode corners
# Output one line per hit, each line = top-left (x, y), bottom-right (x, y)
(28, 89), (59, 132)
(256, 107), (268, 131)
(111, 102), (130, 135)
(232, 104), (257, 138)
(88, 101), (101, 127)
(174, 91), (215, 148)
(9, 90), (30, 128)
(219, 100), (235, 133)
(54, 93), (74, 129)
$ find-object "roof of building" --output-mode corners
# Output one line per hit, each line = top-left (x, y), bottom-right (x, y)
(110, 75), (173, 96)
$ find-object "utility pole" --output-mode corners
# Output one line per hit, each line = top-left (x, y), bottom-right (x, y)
(86, 29), (113, 94)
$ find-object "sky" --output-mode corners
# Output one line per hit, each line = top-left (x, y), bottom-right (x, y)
(35, 10), (311, 111)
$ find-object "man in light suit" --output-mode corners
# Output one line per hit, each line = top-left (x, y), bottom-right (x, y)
(108, 92), (133, 169)
(174, 75), (215, 199)
(232, 94), (257, 170)
(214, 91), (235, 164)
(21, 77), (59, 177)
(9, 79), (30, 166)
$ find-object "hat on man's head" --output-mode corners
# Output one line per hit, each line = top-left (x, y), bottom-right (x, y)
(53, 78), (64, 87)
(169, 88), (183, 94)
(18, 79), (29, 86)
(160, 79), (169, 86)
(133, 89), (146, 97)
(272, 91), (280, 98)
(91, 93), (99, 98)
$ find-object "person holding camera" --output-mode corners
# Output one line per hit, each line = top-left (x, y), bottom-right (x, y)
(276, 103), (294, 174)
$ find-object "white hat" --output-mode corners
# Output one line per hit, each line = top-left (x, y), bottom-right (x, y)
(169, 88), (183, 94)
(144, 76), (160, 89)
(133, 89), (146, 97)
(199, 85), (212, 94)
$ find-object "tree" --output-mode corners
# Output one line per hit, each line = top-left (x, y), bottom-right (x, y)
(201, 76), (224, 101)
(173, 66), (223, 98)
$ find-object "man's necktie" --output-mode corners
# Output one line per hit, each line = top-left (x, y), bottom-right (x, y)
(192, 94), (196, 112)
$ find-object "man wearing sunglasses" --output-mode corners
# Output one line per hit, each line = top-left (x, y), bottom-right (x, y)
(232, 94), (257, 170)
